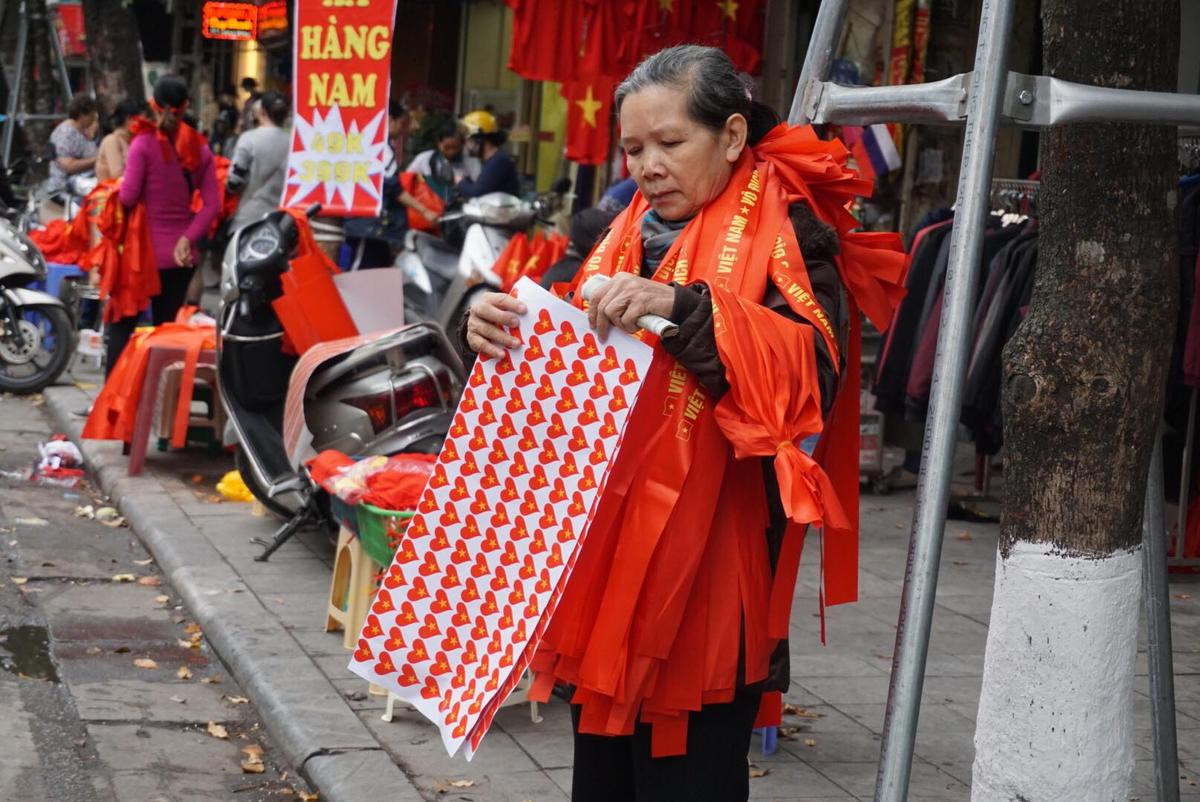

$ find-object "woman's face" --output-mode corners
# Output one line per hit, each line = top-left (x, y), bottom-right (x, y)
(619, 84), (747, 221)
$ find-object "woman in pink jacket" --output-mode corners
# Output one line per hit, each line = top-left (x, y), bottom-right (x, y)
(107, 75), (220, 374)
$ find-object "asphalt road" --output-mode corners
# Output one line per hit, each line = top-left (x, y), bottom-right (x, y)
(0, 392), (317, 802)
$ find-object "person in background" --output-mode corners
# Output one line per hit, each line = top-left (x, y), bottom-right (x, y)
(238, 76), (261, 133)
(46, 94), (100, 200)
(457, 110), (519, 199)
(539, 206), (617, 289)
(597, 175), (638, 213)
(406, 124), (479, 203)
(226, 91), (290, 232)
(388, 99), (411, 166)
(95, 99), (143, 181)
(108, 75), (219, 375)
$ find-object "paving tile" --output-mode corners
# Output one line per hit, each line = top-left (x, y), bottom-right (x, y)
(816, 759), (967, 800)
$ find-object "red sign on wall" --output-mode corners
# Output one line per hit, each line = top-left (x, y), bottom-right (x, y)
(202, 2), (257, 42)
(281, 0), (396, 217)
(53, 2), (87, 57)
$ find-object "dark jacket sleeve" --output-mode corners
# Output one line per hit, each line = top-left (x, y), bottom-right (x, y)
(662, 202), (846, 414)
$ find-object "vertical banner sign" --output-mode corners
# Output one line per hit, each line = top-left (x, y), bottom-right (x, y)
(282, 0), (395, 217)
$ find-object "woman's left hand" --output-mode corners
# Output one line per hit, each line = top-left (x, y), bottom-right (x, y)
(586, 273), (674, 340)
(173, 236), (194, 268)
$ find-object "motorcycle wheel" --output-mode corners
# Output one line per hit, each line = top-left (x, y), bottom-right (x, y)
(0, 304), (75, 394)
(234, 445), (297, 519)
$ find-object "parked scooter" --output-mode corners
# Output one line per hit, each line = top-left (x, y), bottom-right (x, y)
(217, 205), (465, 560)
(0, 216), (76, 392)
(397, 178), (572, 333)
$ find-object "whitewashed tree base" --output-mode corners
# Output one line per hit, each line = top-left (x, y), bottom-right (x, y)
(972, 541), (1141, 802)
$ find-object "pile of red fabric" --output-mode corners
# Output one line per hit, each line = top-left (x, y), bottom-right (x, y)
(307, 450), (435, 511)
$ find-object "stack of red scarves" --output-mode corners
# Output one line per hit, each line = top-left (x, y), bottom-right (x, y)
(527, 124), (908, 755)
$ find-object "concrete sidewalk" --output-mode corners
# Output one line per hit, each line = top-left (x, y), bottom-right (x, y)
(44, 376), (1200, 801)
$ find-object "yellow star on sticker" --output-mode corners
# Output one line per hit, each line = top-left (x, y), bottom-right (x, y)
(717, 0), (738, 20)
(576, 85), (604, 128)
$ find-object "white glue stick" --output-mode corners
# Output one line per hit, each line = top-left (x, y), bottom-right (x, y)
(580, 275), (679, 339)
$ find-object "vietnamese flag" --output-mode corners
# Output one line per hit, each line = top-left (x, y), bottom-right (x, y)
(492, 232), (530, 289)
(506, 0), (585, 83)
(562, 78), (615, 166)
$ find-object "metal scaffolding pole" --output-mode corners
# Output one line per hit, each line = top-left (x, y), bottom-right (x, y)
(873, 0), (1017, 797)
(2, 2), (29, 166)
(787, 0), (850, 126)
(1143, 436), (1181, 802)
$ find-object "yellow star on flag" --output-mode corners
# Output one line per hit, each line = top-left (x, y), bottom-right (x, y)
(717, 0), (738, 20)
(576, 85), (604, 128)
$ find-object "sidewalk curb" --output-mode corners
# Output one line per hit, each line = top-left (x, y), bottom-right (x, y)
(44, 384), (425, 802)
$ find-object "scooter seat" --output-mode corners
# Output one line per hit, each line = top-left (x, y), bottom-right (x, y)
(413, 233), (461, 280)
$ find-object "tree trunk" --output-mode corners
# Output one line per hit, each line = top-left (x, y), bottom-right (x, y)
(19, 0), (60, 149)
(81, 0), (145, 114)
(972, 1), (1179, 800)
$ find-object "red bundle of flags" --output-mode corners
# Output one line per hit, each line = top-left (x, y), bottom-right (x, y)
(506, 0), (766, 165)
(490, 230), (569, 292)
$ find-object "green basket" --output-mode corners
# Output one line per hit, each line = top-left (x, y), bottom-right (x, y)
(355, 503), (414, 567)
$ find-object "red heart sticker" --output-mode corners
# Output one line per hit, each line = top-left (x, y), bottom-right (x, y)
(546, 348), (567, 374)
(500, 643), (515, 668)
(444, 700), (460, 727)
(608, 386), (628, 411)
(511, 452), (529, 476)
(510, 517), (530, 541)
(462, 577), (481, 602)
(620, 358), (641, 385)
(476, 653), (492, 679)
(486, 374), (505, 401)
(498, 413), (518, 439)
(453, 602), (470, 627)
(468, 364), (486, 388)
(567, 360), (589, 386)
(518, 427), (538, 452)
(470, 552), (490, 578)
(490, 566), (509, 591)
(403, 520), (426, 543)
(531, 464), (550, 490)
(589, 441), (608, 465)
(486, 667), (501, 692)
(442, 438), (460, 462)
(481, 464), (500, 489)
(430, 651), (451, 676)
(548, 543), (564, 569)
(481, 527), (500, 553)
(557, 519), (576, 542)
(530, 530), (547, 554)
(431, 588), (451, 614)
(439, 502), (460, 526)
(470, 426), (488, 451)
(519, 554), (536, 580)
(462, 453), (479, 475)
(471, 616), (489, 641)
(438, 689), (453, 713)
(479, 402), (498, 426)
(418, 552), (440, 577)
(420, 675), (441, 700)
(501, 477), (520, 502)
(489, 440), (508, 464)
(418, 492), (438, 514)
(407, 576), (431, 601)
(534, 308), (554, 334)
(453, 714), (469, 739)
(430, 527), (451, 551)
(372, 589), (396, 615)
(556, 386), (578, 413)
(580, 332), (600, 359)
(548, 413), (567, 439)
(462, 640), (478, 664)
(520, 490), (539, 516)
(490, 504), (510, 527)
(383, 564), (406, 589)
(396, 663), (418, 686)
(449, 476), (469, 502)
(430, 463), (449, 488)
(482, 592), (499, 616)
(494, 349), (516, 375)
(555, 321), (577, 347)
(440, 564), (461, 589)
(364, 614), (384, 638)
(500, 540), (519, 566)
(442, 628), (462, 652)
(384, 626), (406, 651)
(580, 465), (598, 490)
(539, 504), (558, 529)
(559, 452), (579, 477)
(568, 492), (587, 517)
(528, 401), (547, 425)
(505, 387), (526, 413)
(534, 374), (555, 401)
(513, 618), (528, 644)
(397, 602), (417, 626)
(470, 490), (490, 515)
(580, 399), (600, 424)
(538, 439), (558, 465)
(450, 665), (466, 690)
(537, 567), (553, 592)
(601, 412), (619, 439)
(508, 580), (525, 604)
(568, 426), (589, 452)
(589, 374), (609, 399)
(468, 692), (483, 716)
(354, 638), (374, 663)
(374, 653), (397, 675)
(405, 639), (429, 663)
(599, 346), (619, 372)
(460, 389), (477, 413)
(498, 605), (514, 630)
(550, 478), (568, 503)
(515, 361), (535, 387)
(525, 595), (540, 618)
(525, 334), (545, 360)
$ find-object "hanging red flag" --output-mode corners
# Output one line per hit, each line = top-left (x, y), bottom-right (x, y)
(562, 78), (614, 166)
(505, 0), (585, 83)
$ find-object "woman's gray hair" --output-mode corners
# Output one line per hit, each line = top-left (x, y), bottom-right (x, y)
(615, 45), (752, 135)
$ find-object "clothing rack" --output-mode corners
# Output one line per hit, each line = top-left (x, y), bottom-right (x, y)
(990, 178), (1039, 217)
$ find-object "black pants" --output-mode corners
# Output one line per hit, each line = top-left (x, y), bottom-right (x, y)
(570, 691), (762, 802)
(104, 267), (193, 378)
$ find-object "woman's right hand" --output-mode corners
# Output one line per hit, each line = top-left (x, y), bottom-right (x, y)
(465, 292), (527, 359)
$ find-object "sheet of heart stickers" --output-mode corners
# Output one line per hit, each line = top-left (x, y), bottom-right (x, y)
(348, 277), (654, 758)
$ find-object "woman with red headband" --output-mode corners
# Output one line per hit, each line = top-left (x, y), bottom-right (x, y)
(109, 75), (220, 372)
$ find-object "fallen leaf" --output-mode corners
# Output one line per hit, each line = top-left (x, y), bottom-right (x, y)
(782, 704), (824, 719)
(134, 658), (158, 669)
(227, 695), (250, 705)
(170, 695), (186, 703)
(748, 765), (769, 779)
(240, 743), (265, 773)
(11, 577), (27, 585)
(201, 676), (222, 684)
(804, 738), (817, 747)
(297, 791), (318, 801)
(134, 558), (154, 566)
(240, 760), (266, 774)
(449, 780), (475, 788)
(94, 507), (120, 521)
(74, 381), (97, 390)
(155, 595), (170, 604)
(85, 646), (102, 655)
(955, 531), (973, 541)
(190, 474), (204, 484)
(111, 574), (136, 583)
(137, 576), (162, 587)
(207, 721), (229, 739)
(74, 505), (95, 518)
(177, 665), (193, 680)
(185, 622), (202, 635)
(177, 639), (194, 649)
(99, 517), (127, 528)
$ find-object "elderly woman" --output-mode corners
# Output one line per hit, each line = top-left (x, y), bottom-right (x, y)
(466, 46), (901, 802)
